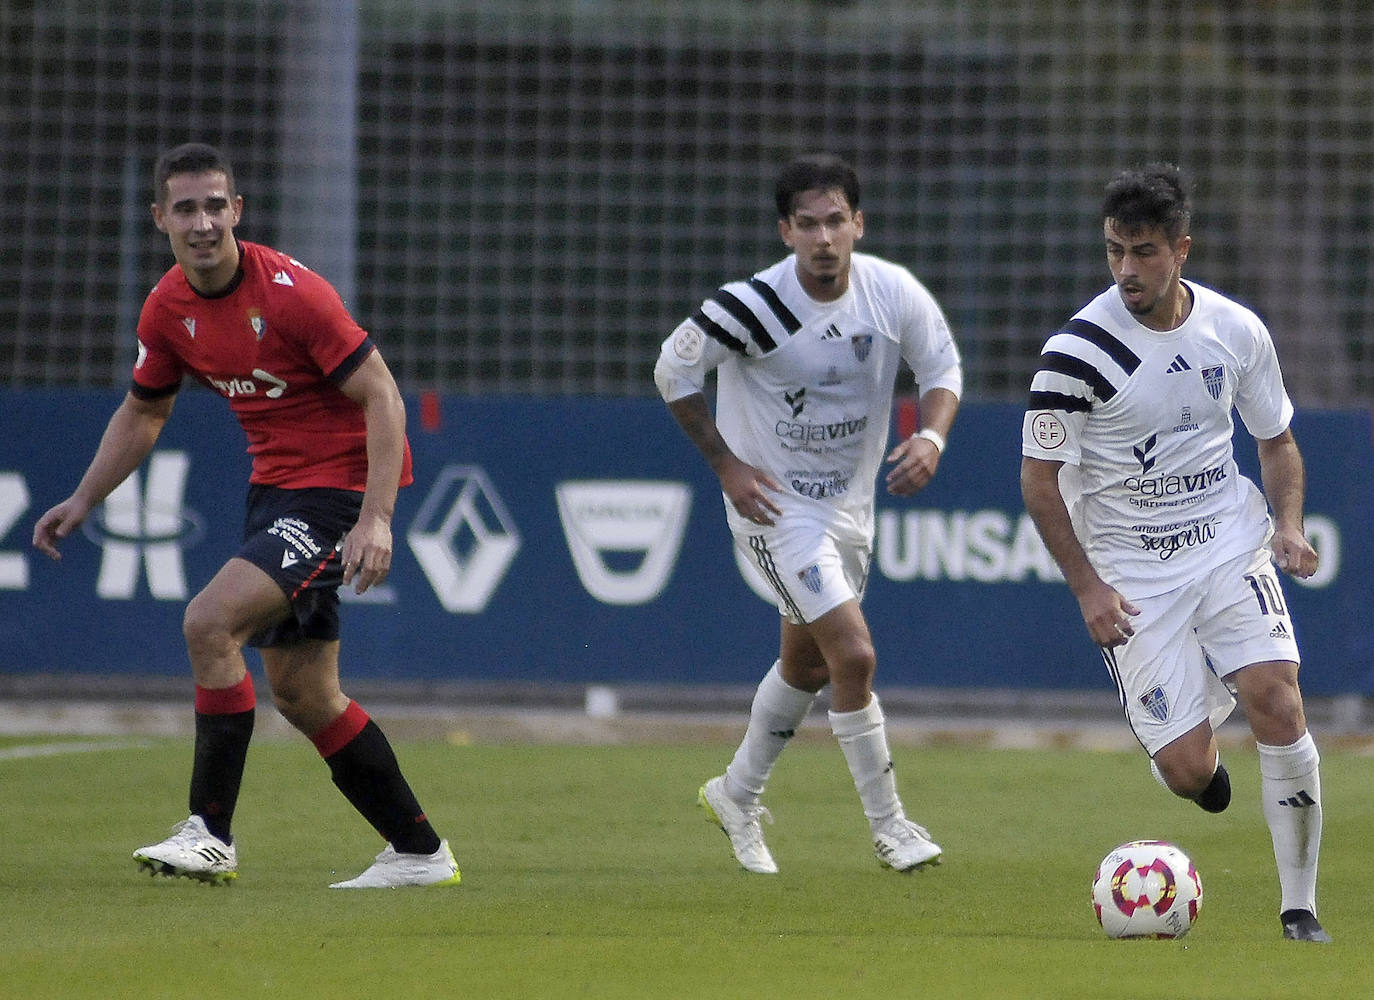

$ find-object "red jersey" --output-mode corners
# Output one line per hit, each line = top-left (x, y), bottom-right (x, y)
(133, 241), (413, 491)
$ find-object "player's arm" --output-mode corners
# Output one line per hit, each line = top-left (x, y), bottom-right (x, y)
(1020, 455), (1137, 647)
(335, 348), (407, 593)
(664, 392), (783, 527)
(654, 322), (783, 526)
(1256, 428), (1317, 579)
(885, 386), (959, 496)
(33, 391), (175, 560)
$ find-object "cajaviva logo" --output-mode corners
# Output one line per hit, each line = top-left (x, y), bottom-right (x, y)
(555, 481), (692, 605)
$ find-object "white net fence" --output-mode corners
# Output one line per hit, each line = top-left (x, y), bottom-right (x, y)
(3, 0), (1371, 403)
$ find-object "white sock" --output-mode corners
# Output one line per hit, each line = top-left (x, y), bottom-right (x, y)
(830, 694), (902, 824)
(1257, 731), (1322, 916)
(722, 661), (817, 805)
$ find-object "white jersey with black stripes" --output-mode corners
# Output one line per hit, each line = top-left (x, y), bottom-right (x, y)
(1021, 279), (1293, 597)
(655, 252), (962, 535)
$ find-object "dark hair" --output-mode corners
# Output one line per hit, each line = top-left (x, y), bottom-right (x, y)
(774, 153), (860, 219)
(1101, 163), (1192, 245)
(153, 142), (236, 205)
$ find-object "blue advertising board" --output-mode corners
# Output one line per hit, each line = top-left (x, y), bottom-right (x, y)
(1, 390), (1368, 693)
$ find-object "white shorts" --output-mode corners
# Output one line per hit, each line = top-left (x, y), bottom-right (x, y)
(733, 511), (871, 625)
(1102, 548), (1302, 755)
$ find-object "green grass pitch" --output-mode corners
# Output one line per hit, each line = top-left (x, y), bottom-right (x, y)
(1, 732), (1367, 999)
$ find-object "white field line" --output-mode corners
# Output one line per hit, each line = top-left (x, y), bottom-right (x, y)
(0, 739), (149, 761)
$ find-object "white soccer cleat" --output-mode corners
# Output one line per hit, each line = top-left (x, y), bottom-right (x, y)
(871, 815), (942, 871)
(698, 775), (778, 874)
(329, 839), (462, 889)
(133, 815), (238, 884)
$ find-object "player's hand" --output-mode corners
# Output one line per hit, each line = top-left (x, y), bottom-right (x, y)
(719, 456), (783, 527)
(1271, 526), (1318, 579)
(339, 515), (393, 594)
(32, 498), (89, 561)
(1077, 581), (1140, 648)
(884, 434), (940, 496)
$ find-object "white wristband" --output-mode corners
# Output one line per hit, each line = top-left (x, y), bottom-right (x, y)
(915, 427), (945, 454)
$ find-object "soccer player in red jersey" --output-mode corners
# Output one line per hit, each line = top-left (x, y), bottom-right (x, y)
(33, 143), (459, 888)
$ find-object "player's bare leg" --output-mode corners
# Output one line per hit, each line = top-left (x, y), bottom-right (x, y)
(260, 639), (457, 888)
(135, 559), (285, 880)
(699, 625), (826, 874)
(1233, 660), (1327, 941)
(1151, 720), (1231, 812)
(794, 603), (941, 871)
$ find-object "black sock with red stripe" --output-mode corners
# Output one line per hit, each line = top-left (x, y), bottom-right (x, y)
(189, 674), (256, 843)
(313, 700), (441, 856)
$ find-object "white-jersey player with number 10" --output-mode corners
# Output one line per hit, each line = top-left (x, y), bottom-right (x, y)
(1021, 163), (1328, 943)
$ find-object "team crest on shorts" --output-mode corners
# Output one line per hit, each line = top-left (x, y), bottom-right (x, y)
(798, 564), (823, 594)
(1139, 686), (1170, 722)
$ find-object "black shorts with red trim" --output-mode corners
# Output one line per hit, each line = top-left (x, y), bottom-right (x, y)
(238, 484), (361, 647)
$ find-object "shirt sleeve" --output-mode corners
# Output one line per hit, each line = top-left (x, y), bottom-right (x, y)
(1232, 318), (1294, 441)
(132, 294), (185, 393)
(653, 315), (734, 403)
(286, 267), (371, 378)
(900, 273), (963, 398)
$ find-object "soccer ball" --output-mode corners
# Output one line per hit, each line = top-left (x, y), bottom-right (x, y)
(1091, 840), (1202, 939)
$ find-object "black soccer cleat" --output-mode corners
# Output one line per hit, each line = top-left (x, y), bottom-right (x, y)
(1280, 908), (1331, 942)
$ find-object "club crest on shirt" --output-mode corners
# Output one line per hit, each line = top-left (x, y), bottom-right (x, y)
(248, 310), (265, 341)
(1201, 365), (1224, 400)
(798, 564), (823, 594)
(851, 334), (873, 362)
(1140, 686), (1170, 722)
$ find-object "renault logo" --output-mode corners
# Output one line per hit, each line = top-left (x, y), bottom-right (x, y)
(407, 465), (520, 613)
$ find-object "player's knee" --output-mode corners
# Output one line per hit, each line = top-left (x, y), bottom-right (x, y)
(785, 662), (830, 691)
(1154, 755), (1216, 800)
(1241, 673), (1306, 744)
(270, 687), (319, 733)
(268, 676), (347, 735)
(182, 596), (231, 653)
(828, 641), (876, 683)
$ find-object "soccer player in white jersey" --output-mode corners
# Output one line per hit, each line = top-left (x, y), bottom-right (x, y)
(1021, 164), (1328, 942)
(654, 153), (962, 874)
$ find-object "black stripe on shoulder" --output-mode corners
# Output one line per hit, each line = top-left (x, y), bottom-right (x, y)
(711, 289), (778, 353)
(746, 277), (802, 334)
(1027, 389), (1092, 413)
(1061, 318), (1140, 374)
(1039, 350), (1118, 403)
(691, 308), (748, 354)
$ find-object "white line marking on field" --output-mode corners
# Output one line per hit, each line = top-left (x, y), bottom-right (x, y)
(0, 739), (149, 761)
